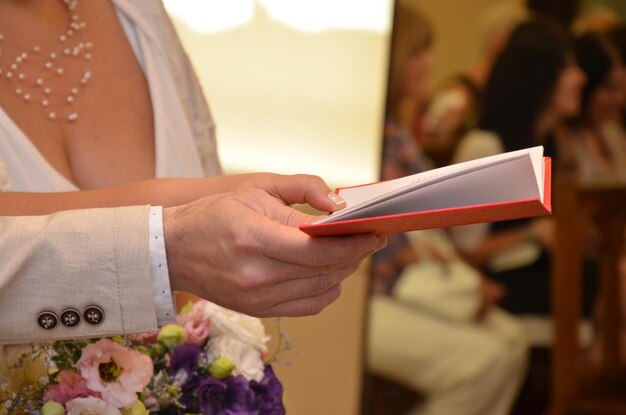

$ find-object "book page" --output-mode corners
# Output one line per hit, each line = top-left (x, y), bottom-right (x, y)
(315, 146), (544, 224)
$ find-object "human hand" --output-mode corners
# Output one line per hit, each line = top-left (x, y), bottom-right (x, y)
(475, 276), (506, 321)
(207, 172), (350, 214)
(163, 175), (386, 317)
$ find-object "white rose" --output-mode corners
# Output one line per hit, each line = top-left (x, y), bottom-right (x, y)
(207, 335), (265, 382)
(65, 397), (121, 415)
(202, 302), (269, 352)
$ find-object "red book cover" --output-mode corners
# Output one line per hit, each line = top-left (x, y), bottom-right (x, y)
(300, 147), (551, 237)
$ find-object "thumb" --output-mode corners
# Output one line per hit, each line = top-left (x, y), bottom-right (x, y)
(265, 174), (347, 213)
(258, 192), (325, 227)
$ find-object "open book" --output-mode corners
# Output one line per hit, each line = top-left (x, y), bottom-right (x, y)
(300, 146), (551, 236)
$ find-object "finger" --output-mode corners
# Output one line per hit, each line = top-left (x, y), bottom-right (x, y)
(261, 284), (344, 317)
(261, 262), (359, 304)
(265, 174), (347, 213)
(234, 191), (384, 266)
(262, 197), (321, 227)
(233, 233), (377, 289)
(250, 214), (384, 268)
(213, 267), (356, 317)
(229, 263), (357, 315)
(241, 249), (367, 287)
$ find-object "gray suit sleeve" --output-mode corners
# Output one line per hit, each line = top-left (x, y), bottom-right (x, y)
(0, 205), (158, 344)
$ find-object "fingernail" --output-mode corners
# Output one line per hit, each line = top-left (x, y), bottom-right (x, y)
(375, 236), (388, 251)
(327, 192), (345, 206)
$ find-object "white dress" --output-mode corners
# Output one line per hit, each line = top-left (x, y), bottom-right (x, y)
(0, 0), (222, 193)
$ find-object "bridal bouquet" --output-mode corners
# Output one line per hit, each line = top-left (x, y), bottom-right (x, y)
(0, 300), (286, 414)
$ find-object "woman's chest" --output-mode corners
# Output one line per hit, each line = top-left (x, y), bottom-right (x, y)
(0, 0), (156, 189)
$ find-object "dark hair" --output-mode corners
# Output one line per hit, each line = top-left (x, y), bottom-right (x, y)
(607, 24), (626, 63)
(607, 24), (626, 125)
(574, 32), (621, 119)
(526, 0), (581, 29)
(385, 3), (433, 117)
(479, 17), (570, 152)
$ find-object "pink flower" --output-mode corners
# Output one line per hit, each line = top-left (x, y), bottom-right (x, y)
(178, 301), (212, 346)
(184, 319), (211, 346)
(76, 339), (153, 409)
(65, 396), (121, 415)
(44, 370), (100, 404)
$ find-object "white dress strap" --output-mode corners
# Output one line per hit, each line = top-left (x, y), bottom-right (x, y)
(0, 0), (221, 193)
(0, 109), (77, 192)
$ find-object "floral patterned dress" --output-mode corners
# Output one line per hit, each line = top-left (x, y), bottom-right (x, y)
(371, 118), (434, 295)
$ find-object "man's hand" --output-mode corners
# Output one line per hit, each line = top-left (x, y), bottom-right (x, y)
(163, 174), (386, 317)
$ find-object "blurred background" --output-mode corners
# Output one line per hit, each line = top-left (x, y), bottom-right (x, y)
(165, 1), (626, 414)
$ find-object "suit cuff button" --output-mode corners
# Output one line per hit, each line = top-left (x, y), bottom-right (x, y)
(37, 311), (58, 330)
(84, 305), (104, 325)
(60, 308), (81, 327)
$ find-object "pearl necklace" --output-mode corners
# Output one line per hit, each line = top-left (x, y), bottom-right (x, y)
(0, 0), (92, 123)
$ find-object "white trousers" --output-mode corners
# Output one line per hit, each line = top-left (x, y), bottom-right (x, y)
(367, 297), (528, 415)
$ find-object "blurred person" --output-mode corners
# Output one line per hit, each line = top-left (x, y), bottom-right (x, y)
(450, 21), (593, 411)
(558, 32), (626, 368)
(451, 17), (589, 318)
(423, 0), (529, 166)
(553, 32), (626, 183)
(366, 4), (528, 415)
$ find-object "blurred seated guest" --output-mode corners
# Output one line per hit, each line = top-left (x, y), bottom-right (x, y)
(451, 18), (591, 317)
(555, 30), (626, 371)
(423, 0), (528, 166)
(552, 32), (626, 183)
(366, 5), (527, 415)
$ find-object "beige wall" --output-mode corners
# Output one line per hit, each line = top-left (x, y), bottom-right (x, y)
(169, 5), (390, 188)
(262, 262), (370, 415)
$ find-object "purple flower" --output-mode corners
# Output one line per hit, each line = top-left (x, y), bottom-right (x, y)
(199, 374), (260, 415)
(169, 344), (202, 375)
(197, 368), (282, 414)
(169, 344), (204, 411)
(179, 374), (203, 411)
(223, 375), (254, 412)
(198, 377), (228, 415)
(249, 366), (285, 414)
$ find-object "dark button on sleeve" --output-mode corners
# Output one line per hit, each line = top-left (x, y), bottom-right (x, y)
(60, 308), (81, 327)
(83, 305), (104, 325)
(37, 311), (58, 330)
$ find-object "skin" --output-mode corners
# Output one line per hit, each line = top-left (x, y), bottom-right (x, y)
(163, 183), (387, 317)
(532, 60), (586, 141)
(0, 0), (155, 189)
(0, 1), (386, 317)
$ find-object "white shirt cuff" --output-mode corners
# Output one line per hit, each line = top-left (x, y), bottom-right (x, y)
(149, 206), (177, 326)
